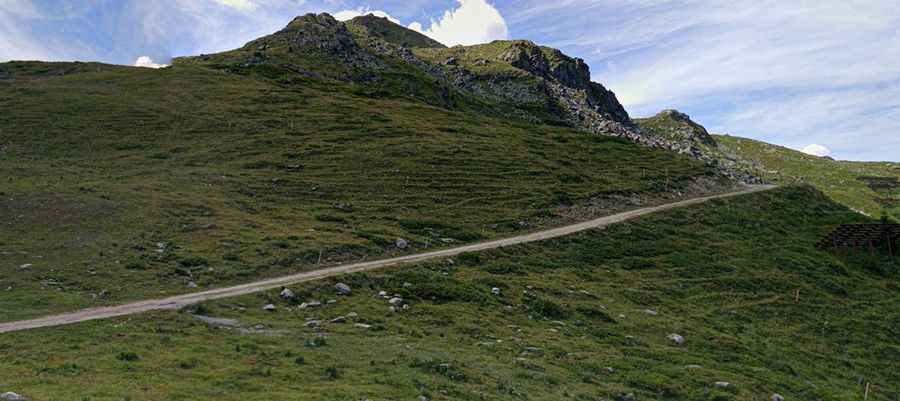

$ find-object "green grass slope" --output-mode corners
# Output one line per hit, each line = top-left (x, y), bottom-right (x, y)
(1, 186), (896, 401)
(0, 60), (717, 321)
(345, 15), (446, 49)
(636, 110), (900, 220)
(715, 135), (900, 221)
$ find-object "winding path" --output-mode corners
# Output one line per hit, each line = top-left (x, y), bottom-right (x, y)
(0, 185), (776, 334)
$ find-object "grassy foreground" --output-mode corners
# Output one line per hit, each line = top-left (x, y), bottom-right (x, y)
(1, 186), (896, 401)
(0, 61), (714, 321)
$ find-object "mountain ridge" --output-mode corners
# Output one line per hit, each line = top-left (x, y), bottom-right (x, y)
(172, 12), (756, 182)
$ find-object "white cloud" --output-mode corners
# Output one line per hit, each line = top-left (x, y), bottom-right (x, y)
(333, 7), (399, 24)
(133, 56), (167, 69)
(801, 144), (831, 158)
(212, 0), (258, 11)
(506, 0), (900, 161)
(409, 0), (508, 46)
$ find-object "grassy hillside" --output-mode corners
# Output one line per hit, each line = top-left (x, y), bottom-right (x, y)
(716, 135), (900, 221)
(0, 60), (718, 321)
(635, 110), (900, 220)
(345, 15), (446, 49)
(1, 186), (896, 401)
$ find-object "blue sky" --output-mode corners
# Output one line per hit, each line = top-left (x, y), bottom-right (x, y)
(2, 0), (898, 161)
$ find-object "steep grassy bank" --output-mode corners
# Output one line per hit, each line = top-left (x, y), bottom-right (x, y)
(1, 186), (896, 401)
(0, 61), (716, 320)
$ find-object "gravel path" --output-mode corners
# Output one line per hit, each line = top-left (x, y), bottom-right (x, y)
(0, 185), (776, 334)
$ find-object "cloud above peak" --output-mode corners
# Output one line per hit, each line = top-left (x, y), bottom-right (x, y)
(212, 0), (258, 11)
(333, 7), (399, 24)
(409, 0), (508, 46)
(134, 56), (167, 69)
(801, 144), (831, 158)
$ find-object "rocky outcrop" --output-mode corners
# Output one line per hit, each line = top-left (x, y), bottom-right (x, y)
(635, 110), (763, 183)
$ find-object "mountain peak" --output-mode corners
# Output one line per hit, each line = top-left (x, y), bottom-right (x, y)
(638, 109), (717, 147)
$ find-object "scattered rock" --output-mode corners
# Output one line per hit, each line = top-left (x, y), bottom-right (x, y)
(186, 281), (198, 289)
(521, 346), (543, 356)
(1, 393), (26, 401)
(396, 238), (409, 249)
(444, 57), (458, 66)
(491, 287), (501, 296)
(402, 282), (412, 288)
(714, 382), (731, 389)
(667, 333), (685, 346)
(604, 367), (616, 374)
(326, 299), (337, 304)
(354, 323), (372, 329)
(772, 394), (785, 401)
(306, 300), (322, 308)
(306, 320), (322, 328)
(685, 364), (702, 369)
(332, 202), (354, 212)
(388, 297), (404, 306)
(377, 290), (388, 298)
(262, 304), (276, 311)
(614, 392), (636, 401)
(347, 312), (359, 318)
(335, 282), (352, 295)
(18, 264), (31, 270)
(331, 316), (347, 324)
(280, 288), (295, 300)
(643, 309), (658, 316)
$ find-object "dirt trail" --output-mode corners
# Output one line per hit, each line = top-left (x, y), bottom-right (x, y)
(0, 185), (776, 334)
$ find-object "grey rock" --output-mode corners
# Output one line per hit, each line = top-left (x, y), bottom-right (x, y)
(521, 346), (543, 355)
(347, 312), (359, 318)
(396, 238), (409, 249)
(186, 281), (198, 289)
(306, 320), (322, 328)
(306, 300), (322, 308)
(280, 288), (295, 300)
(262, 304), (276, 311)
(332, 202), (353, 212)
(685, 364), (703, 369)
(643, 309), (658, 316)
(335, 282), (352, 295)
(614, 393), (636, 401)
(388, 297), (404, 306)
(667, 333), (685, 346)
(444, 57), (458, 66)
(714, 381), (731, 388)
(491, 287), (501, 296)
(331, 316), (347, 324)
(354, 323), (372, 329)
(377, 290), (388, 298)
(604, 367), (616, 374)
(1, 393), (26, 401)
(772, 394), (785, 401)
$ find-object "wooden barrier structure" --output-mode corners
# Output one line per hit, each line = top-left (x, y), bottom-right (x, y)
(817, 217), (899, 256)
